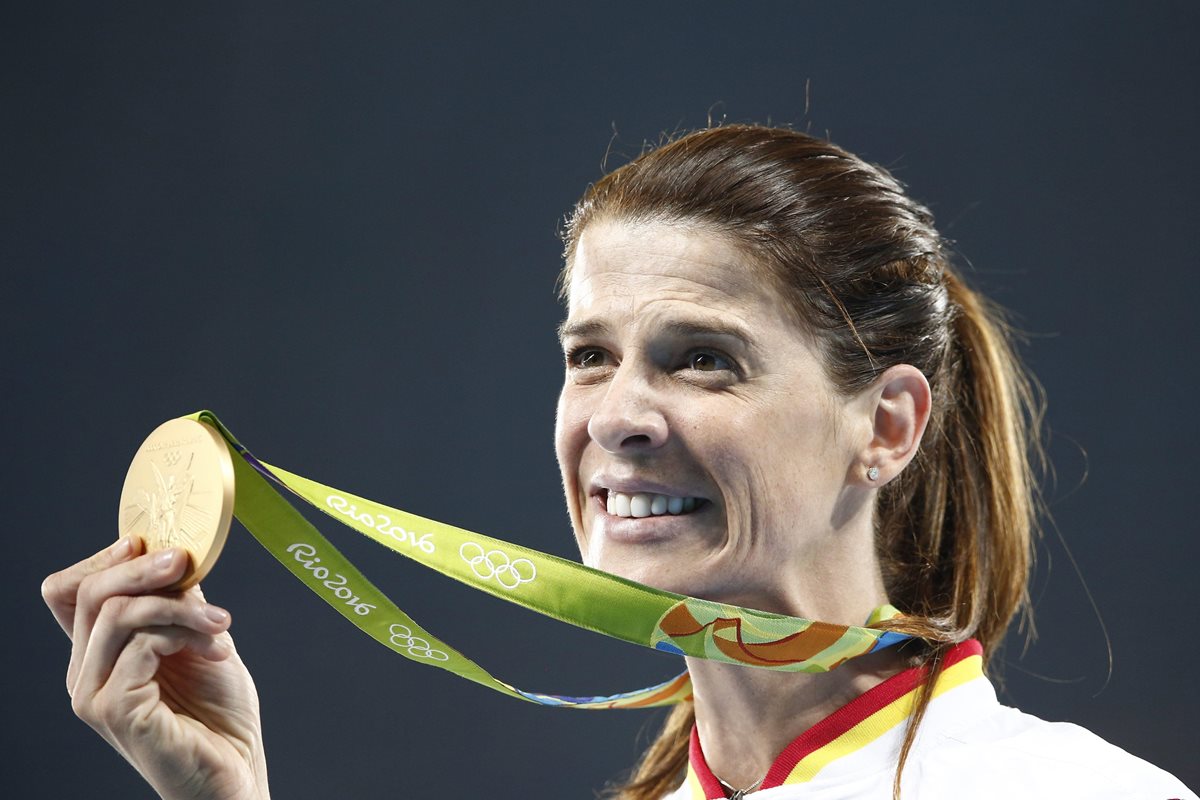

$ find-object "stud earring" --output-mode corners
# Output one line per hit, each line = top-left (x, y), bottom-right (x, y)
(866, 466), (880, 481)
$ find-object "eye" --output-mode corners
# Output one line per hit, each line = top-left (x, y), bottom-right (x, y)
(686, 350), (733, 372)
(566, 346), (610, 369)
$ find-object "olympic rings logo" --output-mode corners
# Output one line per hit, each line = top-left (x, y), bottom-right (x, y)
(459, 542), (537, 590)
(388, 623), (449, 662)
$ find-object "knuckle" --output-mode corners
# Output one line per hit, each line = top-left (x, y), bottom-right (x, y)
(97, 593), (133, 622)
(75, 571), (101, 610)
(96, 691), (125, 729)
(69, 688), (93, 723)
(41, 572), (66, 606)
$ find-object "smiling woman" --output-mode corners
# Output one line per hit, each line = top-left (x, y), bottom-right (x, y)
(41, 125), (1195, 800)
(552, 126), (1194, 799)
(557, 222), (883, 610)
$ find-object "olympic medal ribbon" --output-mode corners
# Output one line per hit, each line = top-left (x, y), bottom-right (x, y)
(260, 461), (675, 645)
(223, 429), (689, 709)
(187, 411), (912, 705)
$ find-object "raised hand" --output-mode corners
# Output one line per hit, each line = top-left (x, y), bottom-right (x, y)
(43, 536), (270, 800)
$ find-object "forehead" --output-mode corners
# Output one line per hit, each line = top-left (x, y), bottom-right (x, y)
(565, 220), (793, 328)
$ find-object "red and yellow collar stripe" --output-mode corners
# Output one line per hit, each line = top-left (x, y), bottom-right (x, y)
(685, 640), (985, 798)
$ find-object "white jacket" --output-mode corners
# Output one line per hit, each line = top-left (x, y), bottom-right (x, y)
(665, 641), (1194, 799)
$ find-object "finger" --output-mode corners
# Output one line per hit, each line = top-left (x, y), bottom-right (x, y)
(68, 593), (232, 697)
(42, 536), (144, 637)
(73, 626), (230, 729)
(68, 548), (190, 693)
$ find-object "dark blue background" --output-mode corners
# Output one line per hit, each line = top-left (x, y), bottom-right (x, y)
(5, 2), (1197, 795)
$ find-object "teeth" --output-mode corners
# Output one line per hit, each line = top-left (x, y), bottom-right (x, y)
(614, 493), (631, 517)
(630, 494), (651, 517)
(606, 491), (702, 519)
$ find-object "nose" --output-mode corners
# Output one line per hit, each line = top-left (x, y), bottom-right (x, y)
(586, 365), (669, 453)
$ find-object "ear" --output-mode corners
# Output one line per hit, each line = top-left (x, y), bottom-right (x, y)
(855, 364), (932, 485)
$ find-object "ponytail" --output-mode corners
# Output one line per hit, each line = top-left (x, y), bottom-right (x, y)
(607, 703), (694, 800)
(874, 268), (1046, 797)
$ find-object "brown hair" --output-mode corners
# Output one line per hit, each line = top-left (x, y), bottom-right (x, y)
(560, 125), (1046, 799)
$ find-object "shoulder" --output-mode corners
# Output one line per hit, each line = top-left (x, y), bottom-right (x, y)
(910, 699), (1196, 799)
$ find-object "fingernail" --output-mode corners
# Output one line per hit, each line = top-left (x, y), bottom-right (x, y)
(203, 604), (229, 624)
(154, 549), (177, 570)
(111, 538), (132, 559)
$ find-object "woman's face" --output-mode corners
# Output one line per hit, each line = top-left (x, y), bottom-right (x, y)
(555, 220), (871, 611)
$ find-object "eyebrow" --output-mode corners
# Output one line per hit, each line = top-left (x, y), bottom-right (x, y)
(556, 318), (607, 344)
(556, 317), (758, 352)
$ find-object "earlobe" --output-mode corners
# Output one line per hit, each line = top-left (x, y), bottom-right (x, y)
(859, 365), (932, 485)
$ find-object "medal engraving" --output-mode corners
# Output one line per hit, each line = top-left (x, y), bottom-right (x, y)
(118, 418), (235, 590)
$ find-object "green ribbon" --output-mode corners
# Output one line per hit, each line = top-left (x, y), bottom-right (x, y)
(190, 410), (911, 709)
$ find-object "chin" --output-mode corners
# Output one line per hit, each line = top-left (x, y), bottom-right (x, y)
(589, 551), (721, 601)
(589, 549), (674, 591)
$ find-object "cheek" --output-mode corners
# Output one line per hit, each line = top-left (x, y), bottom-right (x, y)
(715, 402), (843, 500)
(555, 393), (593, 552)
(554, 389), (592, 485)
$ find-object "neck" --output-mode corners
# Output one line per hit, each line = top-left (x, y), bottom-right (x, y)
(687, 645), (905, 791)
(683, 502), (899, 791)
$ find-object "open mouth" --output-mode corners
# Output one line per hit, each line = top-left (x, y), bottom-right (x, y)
(601, 489), (708, 519)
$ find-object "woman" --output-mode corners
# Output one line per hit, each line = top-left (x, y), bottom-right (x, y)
(43, 125), (1194, 799)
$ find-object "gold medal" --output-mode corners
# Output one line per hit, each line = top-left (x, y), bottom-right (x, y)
(118, 418), (235, 590)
